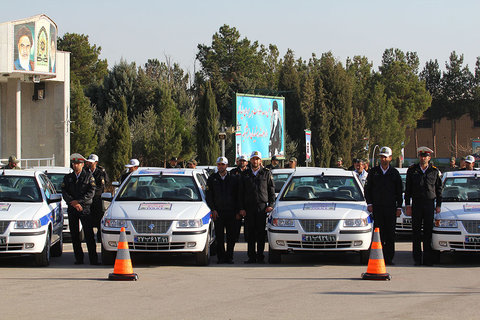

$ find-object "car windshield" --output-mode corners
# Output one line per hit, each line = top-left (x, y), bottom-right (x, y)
(273, 173), (292, 193)
(46, 173), (66, 192)
(116, 175), (201, 202)
(443, 177), (480, 202)
(0, 176), (42, 202)
(280, 175), (364, 201)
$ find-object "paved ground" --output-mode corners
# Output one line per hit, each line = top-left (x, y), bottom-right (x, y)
(1, 239), (480, 320)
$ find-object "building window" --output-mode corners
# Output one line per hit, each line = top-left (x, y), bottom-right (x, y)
(417, 119), (432, 128)
(474, 120), (480, 128)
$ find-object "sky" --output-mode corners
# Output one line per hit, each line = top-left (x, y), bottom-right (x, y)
(1, 0), (479, 74)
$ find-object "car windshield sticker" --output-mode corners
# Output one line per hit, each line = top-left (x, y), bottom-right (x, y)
(0, 203), (11, 211)
(138, 176), (153, 183)
(138, 203), (172, 210)
(464, 204), (480, 212)
(453, 178), (468, 184)
(168, 170), (186, 175)
(303, 203), (336, 210)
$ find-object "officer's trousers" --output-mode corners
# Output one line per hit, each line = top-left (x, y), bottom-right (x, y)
(68, 209), (98, 264)
(245, 203), (267, 261)
(213, 211), (236, 261)
(412, 199), (435, 264)
(373, 204), (397, 262)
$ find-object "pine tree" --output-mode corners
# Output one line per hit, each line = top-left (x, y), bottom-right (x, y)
(197, 81), (220, 165)
(70, 79), (97, 156)
(104, 96), (131, 180)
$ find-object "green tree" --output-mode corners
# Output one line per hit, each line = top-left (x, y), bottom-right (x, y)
(70, 80), (97, 156)
(57, 33), (108, 88)
(420, 59), (443, 121)
(130, 106), (159, 166)
(196, 81), (220, 165)
(104, 96), (132, 180)
(311, 75), (332, 167)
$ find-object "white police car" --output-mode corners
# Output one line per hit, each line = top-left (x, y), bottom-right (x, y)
(432, 170), (480, 256)
(0, 170), (63, 266)
(394, 167), (411, 234)
(267, 168), (372, 263)
(101, 168), (214, 265)
(32, 166), (84, 241)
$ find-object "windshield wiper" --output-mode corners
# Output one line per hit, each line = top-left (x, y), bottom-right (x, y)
(0, 197), (21, 202)
(116, 196), (143, 201)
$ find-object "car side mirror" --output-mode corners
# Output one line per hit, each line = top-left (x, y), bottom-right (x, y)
(101, 192), (113, 202)
(48, 193), (62, 203)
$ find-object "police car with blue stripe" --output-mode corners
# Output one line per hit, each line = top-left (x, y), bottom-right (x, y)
(101, 168), (214, 265)
(267, 168), (373, 264)
(0, 170), (63, 266)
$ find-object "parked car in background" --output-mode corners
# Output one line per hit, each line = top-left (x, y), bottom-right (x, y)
(0, 170), (63, 266)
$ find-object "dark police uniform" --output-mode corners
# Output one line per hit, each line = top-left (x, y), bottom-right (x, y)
(230, 166), (248, 242)
(206, 171), (240, 263)
(239, 167), (275, 263)
(62, 170), (98, 264)
(364, 165), (403, 264)
(89, 166), (109, 242)
(405, 163), (442, 265)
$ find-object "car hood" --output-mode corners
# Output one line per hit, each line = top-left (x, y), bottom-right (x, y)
(439, 202), (480, 220)
(106, 201), (208, 220)
(274, 201), (368, 219)
(0, 202), (44, 221)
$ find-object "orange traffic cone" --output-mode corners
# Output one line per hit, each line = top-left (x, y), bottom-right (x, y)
(361, 227), (391, 280)
(108, 227), (138, 281)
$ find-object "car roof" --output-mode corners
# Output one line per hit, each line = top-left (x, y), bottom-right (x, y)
(443, 170), (479, 178)
(131, 167), (203, 177)
(290, 167), (356, 177)
(0, 169), (38, 177)
(31, 166), (72, 174)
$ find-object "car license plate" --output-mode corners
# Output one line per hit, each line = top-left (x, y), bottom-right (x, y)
(403, 218), (412, 224)
(465, 236), (480, 243)
(302, 234), (336, 242)
(0, 237), (5, 244)
(134, 236), (168, 243)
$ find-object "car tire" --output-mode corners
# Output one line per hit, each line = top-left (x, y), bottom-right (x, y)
(51, 233), (63, 257)
(210, 238), (217, 257)
(101, 243), (116, 265)
(195, 232), (210, 266)
(432, 250), (441, 264)
(35, 232), (51, 267)
(359, 249), (370, 264)
(268, 248), (281, 264)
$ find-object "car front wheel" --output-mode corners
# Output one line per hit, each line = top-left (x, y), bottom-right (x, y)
(35, 232), (51, 267)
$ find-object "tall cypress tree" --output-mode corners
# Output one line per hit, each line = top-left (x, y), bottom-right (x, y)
(197, 81), (220, 165)
(70, 79), (97, 156)
(104, 96), (131, 180)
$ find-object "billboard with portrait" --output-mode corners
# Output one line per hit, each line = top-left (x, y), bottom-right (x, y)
(235, 94), (285, 160)
(12, 15), (57, 74)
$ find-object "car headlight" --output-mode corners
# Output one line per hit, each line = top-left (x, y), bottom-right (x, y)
(344, 218), (368, 227)
(435, 219), (458, 228)
(272, 218), (295, 227)
(15, 220), (41, 229)
(177, 220), (203, 228)
(103, 219), (128, 228)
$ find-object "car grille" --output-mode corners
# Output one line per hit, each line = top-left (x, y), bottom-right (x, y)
(128, 242), (185, 250)
(461, 221), (480, 234)
(299, 219), (338, 233)
(132, 220), (172, 234)
(286, 240), (352, 249)
(0, 243), (24, 251)
(449, 241), (480, 250)
(0, 221), (10, 234)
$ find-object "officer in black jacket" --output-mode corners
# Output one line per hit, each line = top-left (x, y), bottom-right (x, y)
(85, 154), (109, 242)
(62, 153), (98, 265)
(239, 151), (275, 264)
(230, 155), (249, 242)
(405, 146), (443, 266)
(206, 156), (240, 264)
(364, 146), (403, 265)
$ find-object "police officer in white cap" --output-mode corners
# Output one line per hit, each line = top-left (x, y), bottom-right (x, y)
(364, 146), (403, 265)
(206, 156), (240, 264)
(238, 151), (275, 264)
(120, 159), (140, 183)
(459, 155), (475, 170)
(405, 146), (442, 266)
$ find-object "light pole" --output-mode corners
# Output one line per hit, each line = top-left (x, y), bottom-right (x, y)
(371, 144), (379, 167)
(219, 127), (226, 158)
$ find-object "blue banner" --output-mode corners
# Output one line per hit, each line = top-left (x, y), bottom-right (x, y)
(235, 94), (285, 160)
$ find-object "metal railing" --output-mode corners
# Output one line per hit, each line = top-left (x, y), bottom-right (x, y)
(0, 155), (55, 169)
